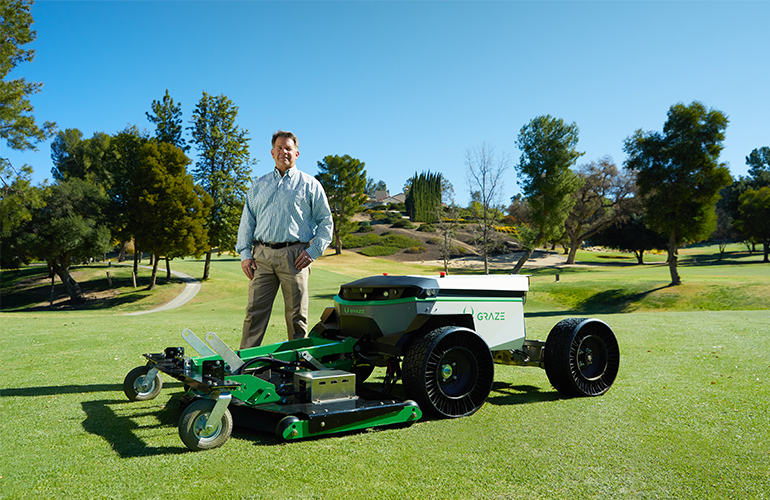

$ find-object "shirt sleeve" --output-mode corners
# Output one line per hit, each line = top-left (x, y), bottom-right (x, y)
(236, 184), (256, 261)
(306, 181), (333, 260)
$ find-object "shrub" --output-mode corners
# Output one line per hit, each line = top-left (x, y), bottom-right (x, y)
(405, 245), (428, 254)
(417, 223), (435, 232)
(341, 233), (381, 249)
(385, 212), (405, 224)
(426, 237), (440, 245)
(355, 221), (374, 233)
(370, 211), (387, 221)
(392, 219), (416, 229)
(359, 245), (400, 257)
(381, 234), (422, 248)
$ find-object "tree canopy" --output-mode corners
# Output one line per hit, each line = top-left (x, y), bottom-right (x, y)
(624, 101), (731, 285)
(28, 178), (112, 303)
(564, 157), (635, 264)
(735, 187), (770, 262)
(146, 89), (188, 152)
(133, 141), (211, 288)
(512, 115), (583, 273)
(316, 154), (367, 255)
(0, 0), (55, 157)
(406, 170), (443, 223)
(189, 92), (252, 279)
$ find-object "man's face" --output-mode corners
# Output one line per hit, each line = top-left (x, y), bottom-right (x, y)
(271, 136), (299, 172)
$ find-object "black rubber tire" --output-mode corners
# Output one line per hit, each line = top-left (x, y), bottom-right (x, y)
(275, 415), (301, 442)
(178, 399), (233, 451)
(402, 326), (494, 418)
(123, 365), (163, 402)
(544, 318), (620, 397)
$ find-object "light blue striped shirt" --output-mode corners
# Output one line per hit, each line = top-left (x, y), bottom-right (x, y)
(236, 167), (333, 261)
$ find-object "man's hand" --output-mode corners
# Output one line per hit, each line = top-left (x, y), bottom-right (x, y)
(294, 250), (313, 270)
(241, 258), (256, 280)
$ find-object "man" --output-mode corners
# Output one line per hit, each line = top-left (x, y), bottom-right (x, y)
(235, 130), (333, 349)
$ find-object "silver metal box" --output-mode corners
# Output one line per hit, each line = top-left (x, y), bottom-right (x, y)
(294, 369), (357, 403)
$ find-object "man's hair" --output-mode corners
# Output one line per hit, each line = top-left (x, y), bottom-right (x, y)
(272, 130), (298, 148)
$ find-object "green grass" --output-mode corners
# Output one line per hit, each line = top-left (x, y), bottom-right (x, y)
(1, 250), (769, 499)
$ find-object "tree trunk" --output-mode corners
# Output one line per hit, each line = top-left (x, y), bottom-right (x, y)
(483, 231), (489, 275)
(634, 250), (645, 265)
(147, 254), (159, 290)
(566, 239), (579, 265)
(51, 261), (86, 304)
(512, 248), (536, 274)
(667, 232), (681, 286)
(334, 225), (342, 255)
(512, 231), (543, 274)
(764, 238), (769, 263)
(165, 257), (171, 279)
(203, 249), (212, 280)
(118, 241), (127, 262)
(133, 248), (139, 278)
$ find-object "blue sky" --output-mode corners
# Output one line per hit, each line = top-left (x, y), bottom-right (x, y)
(6, 0), (770, 206)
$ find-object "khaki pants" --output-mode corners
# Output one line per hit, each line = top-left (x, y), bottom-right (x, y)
(240, 243), (310, 349)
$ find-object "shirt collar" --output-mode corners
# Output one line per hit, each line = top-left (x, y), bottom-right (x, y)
(273, 167), (298, 180)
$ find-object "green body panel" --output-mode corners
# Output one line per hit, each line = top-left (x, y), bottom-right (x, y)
(277, 404), (422, 441)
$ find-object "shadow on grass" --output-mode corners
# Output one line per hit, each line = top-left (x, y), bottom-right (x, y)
(1, 271), (183, 312)
(526, 284), (671, 316)
(486, 381), (563, 406)
(81, 398), (189, 457)
(0, 381), (192, 456)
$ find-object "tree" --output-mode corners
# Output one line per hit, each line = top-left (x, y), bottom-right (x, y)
(433, 203), (460, 274)
(746, 147), (770, 178)
(464, 144), (509, 274)
(512, 115), (583, 274)
(405, 171), (443, 223)
(189, 92), (252, 279)
(563, 157), (635, 264)
(146, 89), (188, 151)
(366, 177), (387, 196)
(735, 187), (770, 262)
(0, 162), (43, 268)
(316, 154), (367, 255)
(624, 101), (731, 285)
(50, 129), (114, 187)
(104, 126), (149, 269)
(590, 213), (668, 264)
(133, 142), (210, 288)
(717, 161), (770, 252)
(28, 178), (112, 303)
(0, 0), (56, 186)
(711, 205), (742, 261)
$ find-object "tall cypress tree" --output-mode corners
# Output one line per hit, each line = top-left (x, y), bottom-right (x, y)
(406, 171), (443, 222)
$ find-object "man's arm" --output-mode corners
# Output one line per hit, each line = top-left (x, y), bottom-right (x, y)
(236, 184), (257, 278)
(305, 181), (333, 261)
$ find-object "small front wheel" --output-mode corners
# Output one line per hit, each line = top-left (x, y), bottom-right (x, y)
(178, 399), (233, 451)
(123, 365), (163, 402)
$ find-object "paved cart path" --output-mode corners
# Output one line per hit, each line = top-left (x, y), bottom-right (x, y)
(122, 265), (201, 316)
